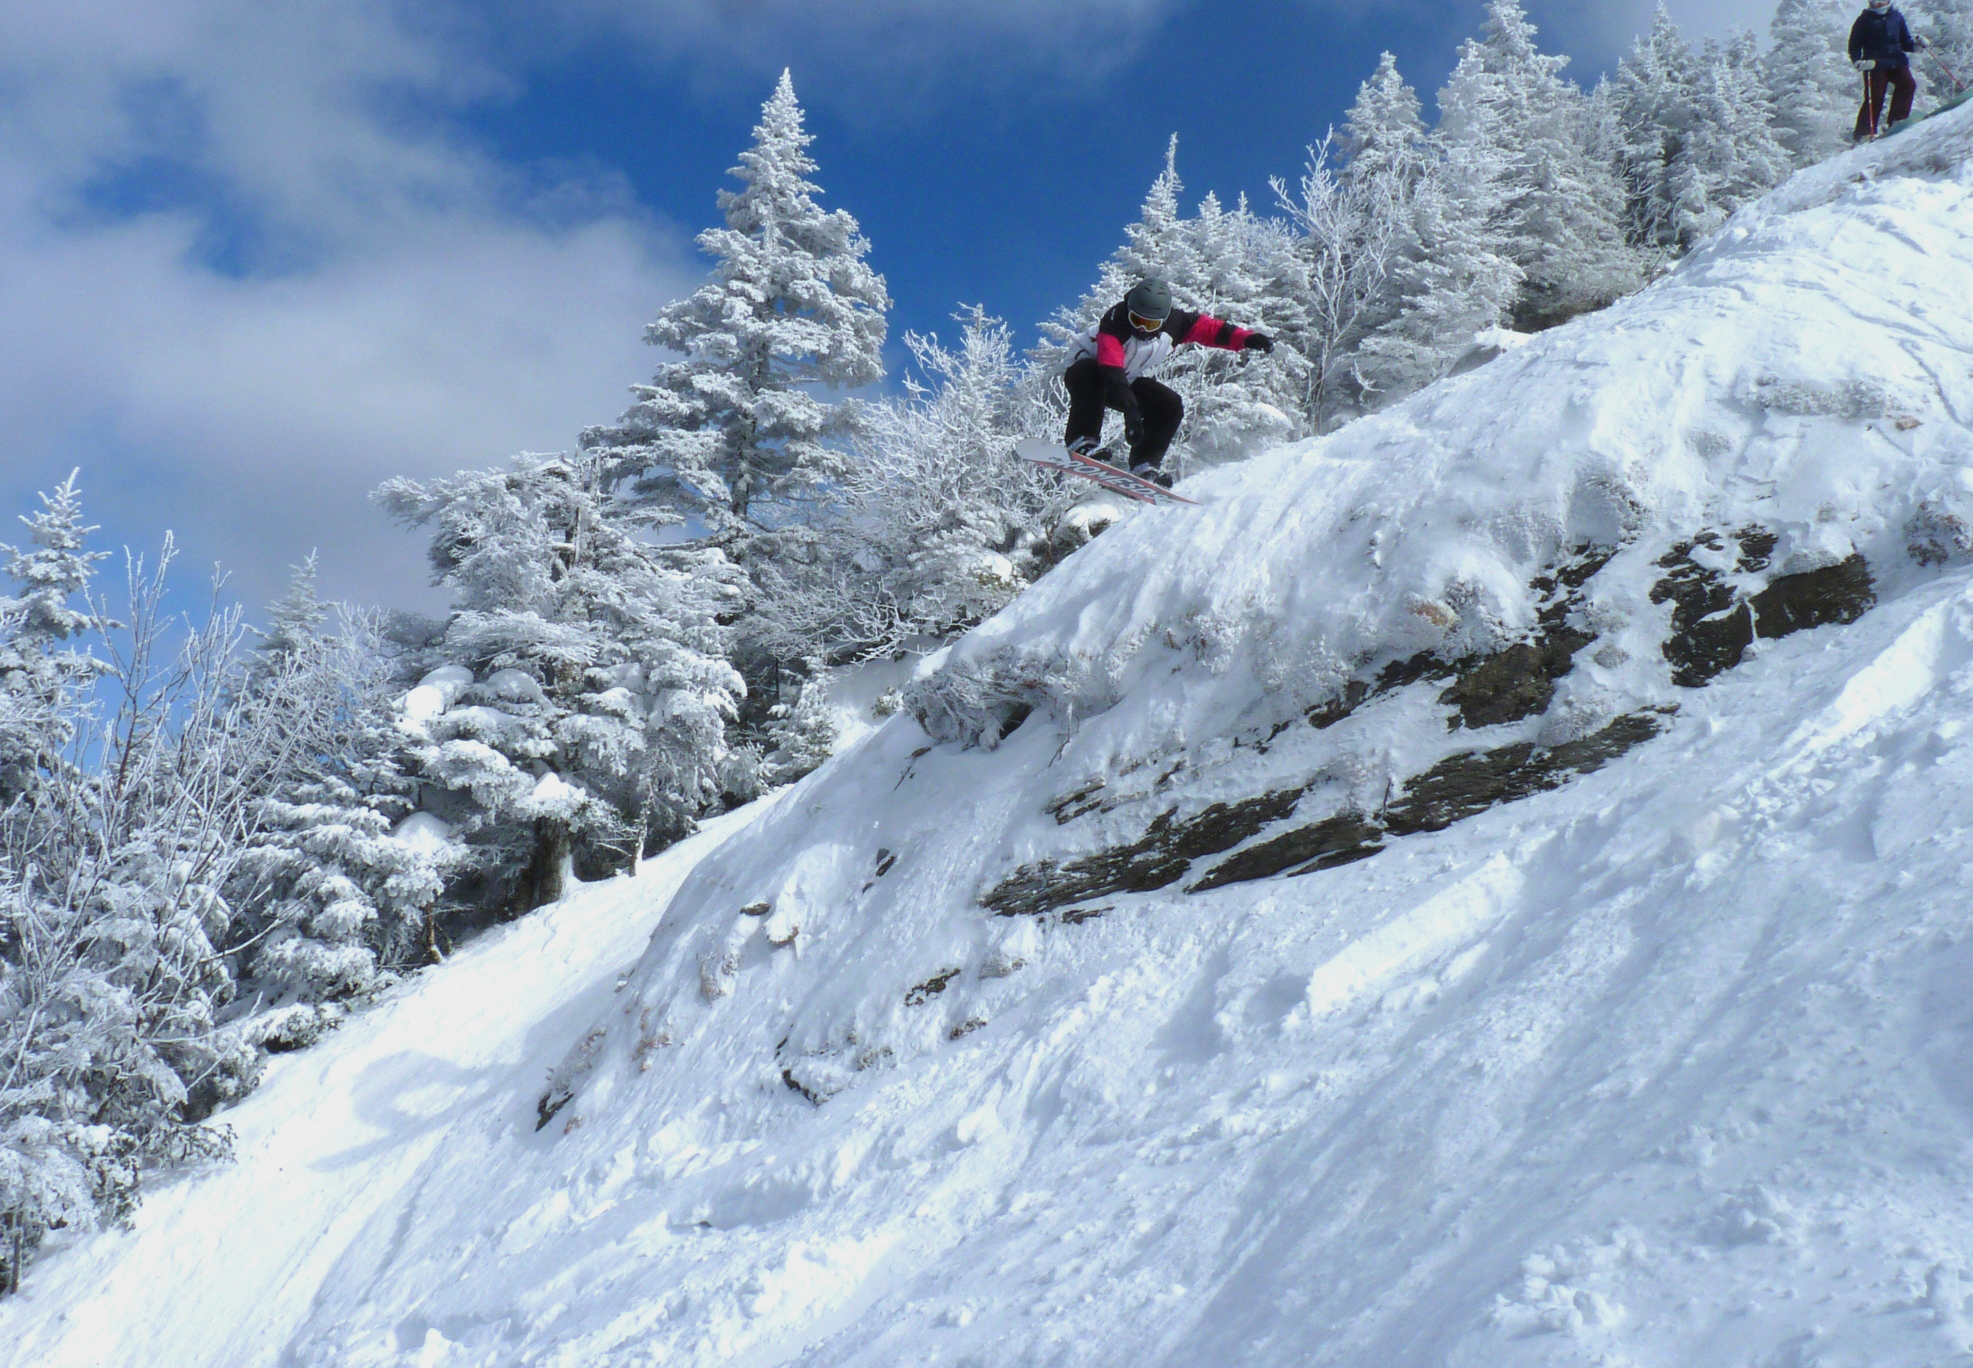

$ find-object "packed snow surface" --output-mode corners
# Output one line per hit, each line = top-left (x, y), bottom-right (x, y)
(16, 112), (1973, 1367)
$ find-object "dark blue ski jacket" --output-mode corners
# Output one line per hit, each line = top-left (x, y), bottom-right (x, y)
(1850, 7), (1918, 68)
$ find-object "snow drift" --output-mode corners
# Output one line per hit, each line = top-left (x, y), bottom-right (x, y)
(16, 107), (1973, 1368)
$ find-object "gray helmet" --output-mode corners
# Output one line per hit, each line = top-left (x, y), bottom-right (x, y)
(1125, 279), (1172, 324)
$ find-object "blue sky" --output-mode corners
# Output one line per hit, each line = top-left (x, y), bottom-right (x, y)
(0, 0), (1780, 616)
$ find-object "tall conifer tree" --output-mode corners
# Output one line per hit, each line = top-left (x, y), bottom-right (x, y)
(584, 71), (889, 540)
(1436, 0), (1641, 329)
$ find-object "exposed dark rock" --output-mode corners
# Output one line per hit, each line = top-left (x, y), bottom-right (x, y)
(535, 1089), (571, 1131)
(1908, 502), (1972, 566)
(1188, 710), (1669, 894)
(1376, 651), (1452, 694)
(905, 968), (962, 1006)
(1749, 554), (1873, 638)
(873, 849), (897, 878)
(986, 706), (1671, 913)
(1305, 543), (1617, 735)
(781, 1068), (826, 1106)
(1381, 743), (1544, 835)
(1437, 546), (1614, 731)
(948, 1018), (988, 1040)
(740, 901), (771, 917)
(1046, 781), (1107, 825)
(1383, 711), (1672, 836)
(982, 787), (1308, 916)
(1438, 630), (1592, 731)
(1060, 905), (1110, 924)
(1307, 680), (1371, 730)
(1654, 530), (1874, 686)
(1189, 813), (1386, 892)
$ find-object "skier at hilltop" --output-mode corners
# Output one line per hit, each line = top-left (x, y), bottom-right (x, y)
(1851, 0), (1925, 139)
(1062, 279), (1273, 489)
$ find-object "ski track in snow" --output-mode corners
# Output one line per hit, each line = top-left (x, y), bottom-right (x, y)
(17, 109), (1973, 1368)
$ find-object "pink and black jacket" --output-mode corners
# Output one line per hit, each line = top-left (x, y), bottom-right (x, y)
(1066, 301), (1258, 400)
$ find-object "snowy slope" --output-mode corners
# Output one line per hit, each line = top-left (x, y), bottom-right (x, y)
(17, 110), (1973, 1367)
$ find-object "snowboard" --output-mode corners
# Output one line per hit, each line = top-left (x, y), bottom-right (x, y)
(1014, 437), (1197, 506)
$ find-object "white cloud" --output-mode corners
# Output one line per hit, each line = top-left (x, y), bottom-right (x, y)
(0, 0), (693, 611)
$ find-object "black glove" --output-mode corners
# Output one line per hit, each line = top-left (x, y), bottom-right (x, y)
(1243, 333), (1275, 354)
(1123, 406), (1145, 448)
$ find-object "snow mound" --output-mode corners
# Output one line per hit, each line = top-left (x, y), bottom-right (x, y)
(17, 110), (1973, 1367)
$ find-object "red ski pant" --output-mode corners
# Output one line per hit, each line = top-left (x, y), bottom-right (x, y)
(1859, 66), (1917, 136)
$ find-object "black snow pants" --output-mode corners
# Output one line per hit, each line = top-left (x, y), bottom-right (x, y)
(1857, 65), (1917, 138)
(1063, 358), (1184, 469)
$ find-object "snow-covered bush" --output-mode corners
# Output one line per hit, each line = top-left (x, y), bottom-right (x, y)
(753, 308), (1077, 667)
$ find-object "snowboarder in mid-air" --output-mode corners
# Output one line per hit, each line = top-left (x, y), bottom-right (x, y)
(1062, 279), (1272, 488)
(1852, 0), (1924, 140)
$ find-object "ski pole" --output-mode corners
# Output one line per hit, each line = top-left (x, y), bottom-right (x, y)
(1931, 50), (1969, 93)
(1864, 70), (1879, 138)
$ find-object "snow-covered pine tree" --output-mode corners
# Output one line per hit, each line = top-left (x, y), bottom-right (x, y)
(1767, 0), (1863, 166)
(1174, 191), (1305, 462)
(1669, 33), (1792, 246)
(378, 451), (746, 914)
(226, 561), (452, 1046)
(1435, 0), (1643, 330)
(2, 516), (292, 1286)
(1341, 53), (1431, 188)
(1610, 4), (1699, 255)
(0, 473), (107, 808)
(1337, 53), (1518, 404)
(1272, 133), (1402, 428)
(1046, 138), (1304, 469)
(582, 70), (888, 543)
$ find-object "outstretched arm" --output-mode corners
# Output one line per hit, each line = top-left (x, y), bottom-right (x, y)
(1167, 309), (1273, 354)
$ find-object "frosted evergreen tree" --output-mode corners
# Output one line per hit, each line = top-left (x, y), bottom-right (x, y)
(582, 70), (889, 542)
(378, 452), (746, 913)
(1272, 134), (1402, 427)
(228, 566), (452, 1044)
(1611, 5), (1699, 255)
(1767, 0), (1861, 166)
(1049, 139), (1304, 467)
(2, 514), (295, 1283)
(1342, 53), (1431, 188)
(1176, 191), (1306, 462)
(0, 472), (106, 706)
(1670, 34), (1792, 246)
(1436, 0), (1642, 329)
(757, 308), (1076, 670)
(1328, 53), (1516, 405)
(249, 551), (328, 679)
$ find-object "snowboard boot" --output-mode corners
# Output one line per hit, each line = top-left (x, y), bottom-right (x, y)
(1131, 462), (1174, 490)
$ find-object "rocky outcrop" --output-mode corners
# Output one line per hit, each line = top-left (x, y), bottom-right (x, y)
(980, 529), (1877, 919)
(1652, 530), (1873, 687)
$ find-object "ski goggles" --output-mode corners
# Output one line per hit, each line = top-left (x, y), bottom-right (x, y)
(1128, 310), (1168, 333)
